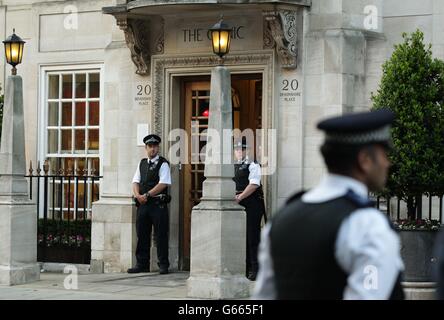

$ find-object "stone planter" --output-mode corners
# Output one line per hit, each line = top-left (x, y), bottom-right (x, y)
(399, 230), (439, 282)
(38, 245), (91, 264)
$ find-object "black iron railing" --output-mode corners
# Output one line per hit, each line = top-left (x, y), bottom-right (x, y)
(373, 194), (443, 224)
(26, 160), (102, 264)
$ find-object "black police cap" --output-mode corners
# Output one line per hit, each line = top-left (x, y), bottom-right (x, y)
(317, 109), (395, 145)
(143, 134), (161, 145)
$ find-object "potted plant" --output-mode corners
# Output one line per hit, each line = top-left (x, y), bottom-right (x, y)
(38, 219), (91, 264)
(372, 30), (444, 282)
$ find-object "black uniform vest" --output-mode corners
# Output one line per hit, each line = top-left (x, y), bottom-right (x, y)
(233, 160), (262, 197)
(139, 156), (169, 195)
(270, 191), (405, 300)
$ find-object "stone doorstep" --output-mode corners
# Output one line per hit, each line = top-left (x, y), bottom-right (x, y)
(39, 262), (91, 274)
(402, 282), (437, 300)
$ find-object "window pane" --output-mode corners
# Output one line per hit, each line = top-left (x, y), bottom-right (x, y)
(89, 101), (99, 126)
(88, 129), (99, 153)
(91, 183), (100, 204)
(91, 158), (100, 176)
(48, 75), (59, 99)
(75, 102), (86, 126)
(64, 181), (75, 211)
(47, 129), (58, 154)
(89, 73), (100, 98)
(75, 74), (86, 98)
(61, 129), (72, 153)
(62, 158), (75, 173)
(75, 130), (85, 153)
(77, 158), (86, 175)
(62, 102), (72, 126)
(62, 74), (73, 99)
(77, 182), (85, 209)
(48, 102), (59, 126)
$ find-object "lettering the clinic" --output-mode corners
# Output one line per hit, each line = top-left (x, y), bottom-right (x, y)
(135, 84), (152, 106)
(280, 79), (301, 102)
(182, 26), (245, 42)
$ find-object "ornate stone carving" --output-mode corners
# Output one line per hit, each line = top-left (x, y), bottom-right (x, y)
(116, 16), (151, 75)
(151, 53), (274, 136)
(154, 18), (165, 54)
(263, 10), (298, 68)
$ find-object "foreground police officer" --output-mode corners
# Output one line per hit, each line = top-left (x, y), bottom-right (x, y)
(253, 109), (405, 299)
(233, 139), (266, 281)
(128, 134), (171, 274)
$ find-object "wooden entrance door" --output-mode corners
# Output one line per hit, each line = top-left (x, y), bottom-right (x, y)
(180, 75), (263, 270)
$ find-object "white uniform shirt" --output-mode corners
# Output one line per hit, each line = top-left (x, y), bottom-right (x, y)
(237, 157), (261, 186)
(253, 173), (404, 300)
(132, 154), (171, 185)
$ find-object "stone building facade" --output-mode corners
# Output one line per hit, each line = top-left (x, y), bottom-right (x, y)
(1, 0), (444, 272)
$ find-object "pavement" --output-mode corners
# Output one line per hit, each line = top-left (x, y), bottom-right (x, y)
(0, 271), (256, 300)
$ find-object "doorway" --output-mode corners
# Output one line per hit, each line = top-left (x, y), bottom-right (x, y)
(179, 73), (263, 270)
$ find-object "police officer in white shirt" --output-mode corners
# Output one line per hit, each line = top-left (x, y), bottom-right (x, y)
(128, 134), (172, 274)
(233, 138), (266, 281)
(253, 109), (405, 299)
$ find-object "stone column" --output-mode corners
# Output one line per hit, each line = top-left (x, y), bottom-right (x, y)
(187, 66), (250, 299)
(0, 75), (40, 285)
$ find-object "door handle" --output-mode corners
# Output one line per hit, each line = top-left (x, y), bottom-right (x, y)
(178, 162), (182, 171)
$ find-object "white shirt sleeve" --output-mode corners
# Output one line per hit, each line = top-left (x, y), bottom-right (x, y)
(248, 162), (261, 186)
(335, 208), (404, 300)
(132, 163), (141, 183)
(158, 162), (171, 185)
(252, 223), (277, 299)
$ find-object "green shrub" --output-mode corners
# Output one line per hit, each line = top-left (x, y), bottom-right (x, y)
(372, 30), (444, 219)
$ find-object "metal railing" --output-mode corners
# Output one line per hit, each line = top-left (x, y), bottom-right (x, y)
(26, 160), (102, 264)
(373, 194), (443, 224)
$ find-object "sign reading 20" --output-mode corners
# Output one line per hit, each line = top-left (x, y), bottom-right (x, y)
(282, 79), (299, 91)
(137, 84), (152, 96)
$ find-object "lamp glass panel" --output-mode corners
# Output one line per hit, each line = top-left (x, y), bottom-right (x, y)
(4, 42), (22, 65)
(211, 31), (220, 54)
(219, 30), (229, 54)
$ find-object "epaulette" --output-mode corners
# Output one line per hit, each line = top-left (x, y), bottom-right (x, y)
(286, 190), (306, 205)
(343, 189), (374, 208)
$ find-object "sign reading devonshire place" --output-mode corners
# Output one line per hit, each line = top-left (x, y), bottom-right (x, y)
(165, 14), (263, 53)
(280, 78), (302, 103)
(134, 83), (152, 107)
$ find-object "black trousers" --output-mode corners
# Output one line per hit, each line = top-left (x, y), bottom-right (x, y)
(239, 194), (264, 274)
(135, 200), (169, 269)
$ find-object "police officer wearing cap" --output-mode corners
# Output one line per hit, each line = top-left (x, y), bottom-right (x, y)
(233, 138), (266, 281)
(253, 109), (405, 299)
(128, 134), (171, 274)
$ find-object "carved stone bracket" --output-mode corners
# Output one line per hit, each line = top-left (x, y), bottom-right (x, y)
(115, 16), (150, 75)
(263, 10), (298, 69)
(113, 14), (164, 75)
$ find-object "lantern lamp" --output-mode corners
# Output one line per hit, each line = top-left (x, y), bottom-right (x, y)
(3, 29), (25, 75)
(209, 17), (232, 60)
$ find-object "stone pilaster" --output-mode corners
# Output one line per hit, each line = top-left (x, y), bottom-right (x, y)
(0, 76), (40, 285)
(187, 66), (250, 299)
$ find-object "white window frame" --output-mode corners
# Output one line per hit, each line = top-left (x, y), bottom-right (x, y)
(38, 64), (104, 218)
